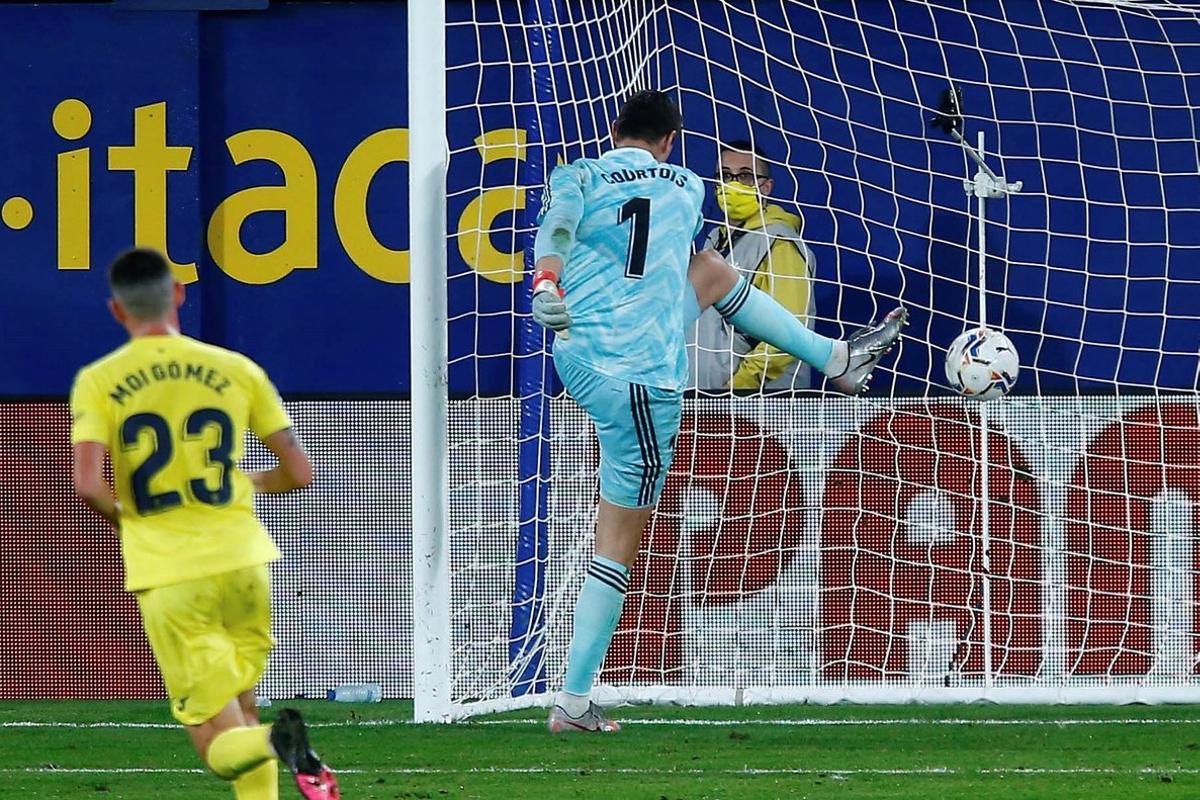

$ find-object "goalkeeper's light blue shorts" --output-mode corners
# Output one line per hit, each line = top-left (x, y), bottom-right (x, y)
(554, 351), (682, 509)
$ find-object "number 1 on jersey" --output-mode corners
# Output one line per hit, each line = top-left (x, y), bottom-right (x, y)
(620, 197), (651, 279)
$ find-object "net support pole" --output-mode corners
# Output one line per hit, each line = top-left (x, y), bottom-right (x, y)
(408, 0), (451, 723)
(509, 0), (561, 698)
(946, 96), (1020, 690)
(972, 130), (994, 692)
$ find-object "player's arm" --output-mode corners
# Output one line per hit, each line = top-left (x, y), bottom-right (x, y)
(248, 428), (313, 494)
(69, 371), (119, 528)
(246, 360), (312, 493)
(531, 165), (584, 332)
(72, 441), (120, 527)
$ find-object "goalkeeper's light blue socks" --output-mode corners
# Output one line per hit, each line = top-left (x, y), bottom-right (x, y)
(558, 555), (630, 716)
(713, 275), (845, 375)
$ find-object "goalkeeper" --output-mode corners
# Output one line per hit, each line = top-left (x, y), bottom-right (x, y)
(532, 89), (906, 733)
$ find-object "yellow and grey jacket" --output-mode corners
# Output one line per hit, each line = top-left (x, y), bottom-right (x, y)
(687, 203), (816, 391)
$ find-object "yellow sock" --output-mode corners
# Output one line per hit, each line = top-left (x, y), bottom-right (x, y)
(233, 759), (279, 799)
(207, 725), (275, 781)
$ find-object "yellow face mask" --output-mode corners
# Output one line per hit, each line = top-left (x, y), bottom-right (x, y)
(715, 180), (761, 222)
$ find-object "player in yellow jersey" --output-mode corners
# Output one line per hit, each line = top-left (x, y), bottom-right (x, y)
(70, 248), (340, 800)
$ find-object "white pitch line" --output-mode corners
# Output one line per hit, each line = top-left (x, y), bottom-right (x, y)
(13, 768), (208, 775)
(8, 766), (1200, 777)
(472, 717), (1200, 728)
(4, 717), (1200, 730)
(1, 722), (176, 729)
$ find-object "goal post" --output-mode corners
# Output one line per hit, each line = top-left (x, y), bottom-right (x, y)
(421, 0), (1200, 720)
(408, 0), (451, 723)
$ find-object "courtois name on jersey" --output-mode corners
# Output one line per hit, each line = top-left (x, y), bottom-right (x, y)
(534, 147), (706, 391)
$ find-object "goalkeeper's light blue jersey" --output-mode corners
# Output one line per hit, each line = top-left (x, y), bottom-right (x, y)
(534, 146), (706, 391)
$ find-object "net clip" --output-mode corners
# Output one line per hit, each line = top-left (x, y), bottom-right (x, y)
(930, 85), (1022, 200)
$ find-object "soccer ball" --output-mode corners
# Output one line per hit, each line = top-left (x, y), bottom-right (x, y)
(945, 327), (1019, 401)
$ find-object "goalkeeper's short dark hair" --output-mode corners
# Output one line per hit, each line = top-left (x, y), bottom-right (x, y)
(615, 90), (683, 143)
(108, 248), (174, 320)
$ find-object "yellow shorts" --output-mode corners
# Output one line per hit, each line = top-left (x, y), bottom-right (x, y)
(136, 564), (273, 726)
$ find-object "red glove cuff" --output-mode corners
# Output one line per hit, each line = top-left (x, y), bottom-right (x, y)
(532, 269), (563, 297)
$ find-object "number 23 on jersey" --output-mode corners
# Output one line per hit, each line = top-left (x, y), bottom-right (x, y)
(121, 408), (235, 514)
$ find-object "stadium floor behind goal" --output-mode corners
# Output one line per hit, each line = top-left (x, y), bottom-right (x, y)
(2, 701), (1198, 799)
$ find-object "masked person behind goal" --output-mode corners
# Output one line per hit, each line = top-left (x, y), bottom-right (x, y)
(689, 140), (817, 392)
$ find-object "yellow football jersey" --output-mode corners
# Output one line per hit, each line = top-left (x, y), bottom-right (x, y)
(70, 334), (289, 591)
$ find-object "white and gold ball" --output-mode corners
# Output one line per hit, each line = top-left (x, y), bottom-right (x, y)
(945, 327), (1019, 401)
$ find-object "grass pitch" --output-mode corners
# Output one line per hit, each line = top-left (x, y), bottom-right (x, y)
(3, 700), (1200, 798)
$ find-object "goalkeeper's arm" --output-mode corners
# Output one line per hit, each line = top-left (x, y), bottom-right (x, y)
(531, 165), (584, 333)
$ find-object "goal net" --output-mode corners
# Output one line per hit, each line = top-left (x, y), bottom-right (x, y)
(433, 0), (1200, 719)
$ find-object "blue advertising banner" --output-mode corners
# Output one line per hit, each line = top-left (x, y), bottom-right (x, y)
(1, 1), (1198, 397)
(1, 4), (425, 395)
(0, 2), (524, 397)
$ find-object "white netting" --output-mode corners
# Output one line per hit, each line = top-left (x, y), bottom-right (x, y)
(439, 0), (1200, 717)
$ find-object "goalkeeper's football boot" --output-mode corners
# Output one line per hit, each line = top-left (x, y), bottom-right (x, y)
(547, 701), (621, 733)
(830, 306), (908, 395)
(270, 708), (341, 799)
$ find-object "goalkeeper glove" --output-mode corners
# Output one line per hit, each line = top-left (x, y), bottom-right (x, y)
(532, 270), (571, 334)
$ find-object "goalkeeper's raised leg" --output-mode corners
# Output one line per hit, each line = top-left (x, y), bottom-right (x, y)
(686, 247), (908, 394)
